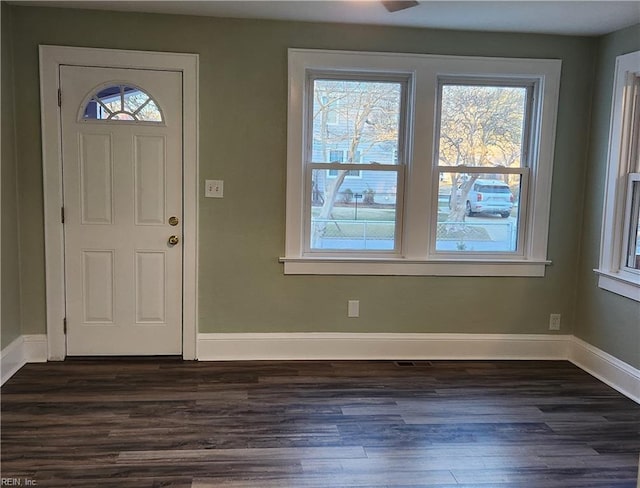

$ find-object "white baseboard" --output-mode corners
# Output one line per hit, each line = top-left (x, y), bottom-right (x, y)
(197, 332), (572, 361)
(23, 334), (48, 363)
(3, 333), (637, 405)
(1, 336), (26, 385)
(197, 332), (639, 404)
(569, 337), (640, 403)
(1, 334), (47, 385)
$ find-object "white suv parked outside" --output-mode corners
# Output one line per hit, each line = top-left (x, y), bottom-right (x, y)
(465, 179), (514, 218)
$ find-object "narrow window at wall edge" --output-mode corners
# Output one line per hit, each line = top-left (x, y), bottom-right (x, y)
(596, 50), (640, 302)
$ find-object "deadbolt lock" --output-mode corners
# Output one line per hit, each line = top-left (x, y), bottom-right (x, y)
(168, 216), (179, 226)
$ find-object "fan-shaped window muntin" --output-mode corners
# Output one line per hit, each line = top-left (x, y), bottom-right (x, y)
(82, 84), (163, 123)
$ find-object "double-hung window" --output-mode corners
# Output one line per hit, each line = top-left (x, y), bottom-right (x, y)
(596, 50), (640, 301)
(283, 49), (561, 276)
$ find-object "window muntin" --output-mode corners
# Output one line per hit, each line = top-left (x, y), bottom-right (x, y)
(306, 74), (407, 254)
(433, 81), (534, 256)
(82, 84), (163, 122)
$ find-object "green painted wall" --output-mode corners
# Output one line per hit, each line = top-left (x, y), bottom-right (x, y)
(575, 24), (640, 369)
(1, 2), (22, 348)
(9, 5), (596, 338)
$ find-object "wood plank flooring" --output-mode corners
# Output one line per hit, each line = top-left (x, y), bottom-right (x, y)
(1, 360), (639, 487)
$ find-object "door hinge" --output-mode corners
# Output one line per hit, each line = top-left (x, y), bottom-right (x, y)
(58, 88), (62, 107)
(63, 317), (67, 334)
(61, 206), (65, 224)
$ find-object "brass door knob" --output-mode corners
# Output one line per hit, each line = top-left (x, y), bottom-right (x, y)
(168, 235), (180, 246)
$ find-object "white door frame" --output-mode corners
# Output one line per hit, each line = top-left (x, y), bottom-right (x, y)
(39, 45), (199, 360)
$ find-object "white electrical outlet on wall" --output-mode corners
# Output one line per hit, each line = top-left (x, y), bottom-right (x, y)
(205, 179), (224, 198)
(549, 314), (561, 330)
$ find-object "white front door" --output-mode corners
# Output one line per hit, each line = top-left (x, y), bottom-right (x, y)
(60, 65), (183, 355)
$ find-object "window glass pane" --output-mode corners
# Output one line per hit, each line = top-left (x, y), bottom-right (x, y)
(96, 86), (122, 115)
(135, 99), (162, 122)
(329, 150), (344, 162)
(437, 172), (521, 252)
(438, 84), (528, 168)
(83, 99), (99, 119)
(312, 79), (402, 164)
(626, 180), (640, 269)
(122, 86), (150, 113)
(82, 85), (162, 122)
(311, 169), (397, 251)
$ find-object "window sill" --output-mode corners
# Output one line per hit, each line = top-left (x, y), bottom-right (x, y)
(595, 269), (640, 302)
(280, 257), (551, 276)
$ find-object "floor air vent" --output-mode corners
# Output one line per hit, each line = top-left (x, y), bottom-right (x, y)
(393, 361), (433, 367)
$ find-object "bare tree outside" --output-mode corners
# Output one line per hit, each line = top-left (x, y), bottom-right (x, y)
(439, 84), (527, 222)
(311, 79), (402, 248)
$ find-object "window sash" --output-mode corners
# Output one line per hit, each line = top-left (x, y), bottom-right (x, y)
(304, 164), (404, 256)
(602, 70), (640, 275)
(430, 165), (530, 258)
(431, 77), (537, 257)
(303, 72), (410, 256)
(622, 173), (640, 271)
(305, 71), (410, 166)
(595, 50), (640, 300)
(435, 78), (537, 170)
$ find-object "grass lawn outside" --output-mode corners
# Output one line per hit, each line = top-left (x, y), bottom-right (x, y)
(312, 206), (395, 239)
(311, 206), (492, 241)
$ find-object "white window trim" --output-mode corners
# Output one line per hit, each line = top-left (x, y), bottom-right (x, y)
(595, 50), (640, 301)
(282, 48), (561, 276)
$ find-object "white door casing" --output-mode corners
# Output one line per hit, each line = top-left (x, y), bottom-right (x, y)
(61, 66), (182, 355)
(40, 46), (199, 360)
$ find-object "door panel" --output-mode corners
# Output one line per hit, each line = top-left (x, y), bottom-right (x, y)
(61, 66), (183, 355)
(79, 133), (113, 224)
(135, 251), (166, 323)
(134, 136), (166, 225)
(82, 250), (115, 323)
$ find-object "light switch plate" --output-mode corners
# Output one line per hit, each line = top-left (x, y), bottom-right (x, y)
(348, 300), (360, 318)
(205, 179), (224, 198)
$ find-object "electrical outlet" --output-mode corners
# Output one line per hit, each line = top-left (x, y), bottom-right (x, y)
(549, 313), (561, 331)
(348, 300), (359, 318)
(205, 179), (224, 198)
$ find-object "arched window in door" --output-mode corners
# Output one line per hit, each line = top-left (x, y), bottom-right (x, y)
(82, 84), (163, 122)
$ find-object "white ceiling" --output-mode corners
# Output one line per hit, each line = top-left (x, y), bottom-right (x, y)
(12, 1), (640, 36)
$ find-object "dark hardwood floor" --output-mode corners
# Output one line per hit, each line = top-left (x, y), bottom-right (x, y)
(1, 360), (639, 487)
